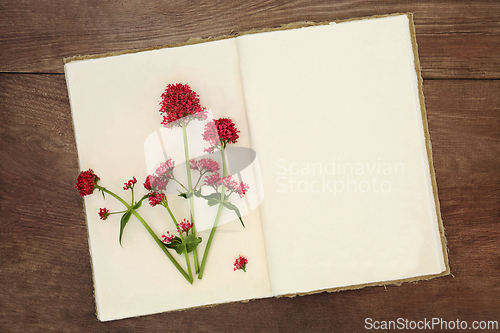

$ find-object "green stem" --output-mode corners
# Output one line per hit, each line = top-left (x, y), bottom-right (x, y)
(194, 172), (204, 189)
(163, 202), (194, 282)
(181, 122), (200, 273)
(131, 209), (192, 284)
(198, 148), (227, 279)
(173, 178), (188, 191)
(99, 187), (192, 284)
(163, 202), (183, 240)
(184, 249), (193, 283)
(198, 200), (224, 279)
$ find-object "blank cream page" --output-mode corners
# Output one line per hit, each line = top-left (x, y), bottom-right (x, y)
(236, 14), (447, 296)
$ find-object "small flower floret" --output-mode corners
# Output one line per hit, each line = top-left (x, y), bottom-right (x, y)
(123, 177), (137, 190)
(235, 182), (250, 198)
(98, 208), (110, 220)
(161, 231), (174, 244)
(233, 255), (248, 272)
(177, 218), (193, 234)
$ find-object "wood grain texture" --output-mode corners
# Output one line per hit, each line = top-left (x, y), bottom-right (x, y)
(1, 0), (499, 331)
(1, 0), (499, 78)
(1, 74), (498, 331)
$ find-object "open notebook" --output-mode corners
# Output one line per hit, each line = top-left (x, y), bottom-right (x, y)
(65, 13), (449, 321)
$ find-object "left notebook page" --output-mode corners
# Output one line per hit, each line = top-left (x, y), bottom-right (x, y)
(65, 39), (271, 321)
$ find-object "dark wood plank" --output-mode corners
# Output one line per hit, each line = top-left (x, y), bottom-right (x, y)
(0, 74), (498, 331)
(1, 0), (499, 78)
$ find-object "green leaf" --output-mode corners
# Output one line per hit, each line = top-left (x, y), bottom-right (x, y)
(119, 210), (132, 247)
(223, 202), (245, 228)
(199, 192), (221, 206)
(171, 236), (182, 248)
(207, 198), (219, 207)
(184, 234), (202, 253)
(165, 235), (202, 254)
(178, 188), (202, 199)
(132, 194), (149, 210)
(203, 193), (221, 201)
(165, 236), (185, 255)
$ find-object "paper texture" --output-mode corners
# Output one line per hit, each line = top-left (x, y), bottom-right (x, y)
(66, 38), (272, 321)
(65, 13), (448, 321)
(237, 14), (446, 295)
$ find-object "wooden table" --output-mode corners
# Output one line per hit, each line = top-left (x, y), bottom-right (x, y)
(1, 1), (498, 331)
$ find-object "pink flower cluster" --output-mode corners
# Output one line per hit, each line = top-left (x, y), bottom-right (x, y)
(190, 158), (220, 174)
(161, 231), (174, 244)
(159, 83), (207, 128)
(222, 176), (250, 198)
(123, 177), (137, 190)
(233, 255), (248, 272)
(204, 173), (249, 198)
(215, 118), (240, 144)
(144, 158), (176, 192)
(155, 158), (175, 177)
(98, 208), (110, 220)
(75, 169), (100, 196)
(148, 191), (166, 207)
(204, 173), (222, 189)
(177, 219), (193, 234)
(203, 118), (240, 153)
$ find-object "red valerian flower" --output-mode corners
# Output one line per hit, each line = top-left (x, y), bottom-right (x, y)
(155, 158), (175, 177)
(204, 173), (249, 197)
(159, 83), (207, 128)
(202, 118), (240, 152)
(222, 175), (250, 198)
(143, 175), (153, 191)
(148, 192), (166, 207)
(149, 175), (169, 192)
(123, 177), (137, 190)
(146, 158), (176, 192)
(75, 169), (100, 196)
(215, 118), (240, 144)
(177, 218), (193, 234)
(161, 231), (174, 244)
(233, 255), (248, 272)
(98, 208), (110, 220)
(235, 182), (250, 198)
(204, 172), (222, 189)
(221, 175), (239, 192)
(190, 158), (220, 174)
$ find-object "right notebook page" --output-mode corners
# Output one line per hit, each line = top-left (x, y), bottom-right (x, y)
(237, 14), (449, 296)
